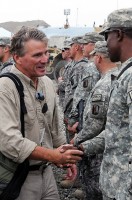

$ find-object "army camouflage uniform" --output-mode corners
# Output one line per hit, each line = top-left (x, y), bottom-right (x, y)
(80, 58), (132, 200)
(0, 57), (14, 74)
(64, 58), (88, 120)
(0, 37), (14, 74)
(68, 60), (100, 126)
(58, 60), (73, 111)
(77, 66), (120, 200)
(63, 58), (88, 143)
(67, 33), (105, 127)
(99, 58), (132, 200)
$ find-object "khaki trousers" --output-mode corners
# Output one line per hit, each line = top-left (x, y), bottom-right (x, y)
(16, 165), (60, 200)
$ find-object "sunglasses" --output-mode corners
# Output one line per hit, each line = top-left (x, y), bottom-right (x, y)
(104, 29), (120, 41)
(104, 28), (132, 41)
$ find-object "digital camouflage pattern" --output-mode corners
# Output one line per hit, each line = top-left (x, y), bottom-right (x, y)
(99, 58), (132, 200)
(69, 36), (83, 45)
(80, 58), (132, 200)
(78, 32), (104, 44)
(100, 8), (132, 34)
(0, 57), (14, 74)
(68, 60), (100, 126)
(75, 66), (119, 200)
(79, 154), (103, 200)
(90, 41), (109, 57)
(57, 61), (73, 110)
(74, 66), (119, 146)
(64, 58), (88, 119)
(0, 37), (11, 46)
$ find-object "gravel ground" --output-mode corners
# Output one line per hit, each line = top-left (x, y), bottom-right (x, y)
(52, 165), (82, 200)
(52, 80), (86, 200)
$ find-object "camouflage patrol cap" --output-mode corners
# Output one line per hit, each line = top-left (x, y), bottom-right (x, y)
(90, 41), (109, 57)
(0, 37), (11, 46)
(99, 22), (109, 35)
(101, 8), (132, 34)
(69, 36), (83, 45)
(63, 39), (71, 49)
(78, 32), (104, 44)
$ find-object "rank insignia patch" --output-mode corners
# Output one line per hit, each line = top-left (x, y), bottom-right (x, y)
(92, 94), (102, 102)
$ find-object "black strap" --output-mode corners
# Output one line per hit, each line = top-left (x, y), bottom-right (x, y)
(117, 62), (132, 80)
(0, 73), (27, 136)
(0, 73), (29, 200)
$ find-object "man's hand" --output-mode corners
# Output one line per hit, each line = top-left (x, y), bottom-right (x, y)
(29, 145), (83, 166)
(67, 122), (79, 133)
(52, 145), (83, 165)
(56, 144), (79, 167)
(58, 76), (63, 83)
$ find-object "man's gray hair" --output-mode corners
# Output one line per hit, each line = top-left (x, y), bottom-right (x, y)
(10, 26), (48, 56)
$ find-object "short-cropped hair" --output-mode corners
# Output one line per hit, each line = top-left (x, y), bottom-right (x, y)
(10, 26), (48, 56)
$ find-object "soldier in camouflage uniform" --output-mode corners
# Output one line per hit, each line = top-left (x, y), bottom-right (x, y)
(72, 40), (120, 199)
(67, 33), (104, 129)
(57, 40), (71, 110)
(60, 36), (88, 189)
(0, 37), (14, 74)
(75, 8), (132, 200)
(63, 36), (88, 134)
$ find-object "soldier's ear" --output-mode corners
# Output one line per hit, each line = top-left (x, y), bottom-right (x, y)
(97, 55), (102, 63)
(3, 46), (9, 53)
(117, 29), (124, 41)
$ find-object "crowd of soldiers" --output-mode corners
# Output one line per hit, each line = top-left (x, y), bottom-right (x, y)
(57, 8), (132, 200)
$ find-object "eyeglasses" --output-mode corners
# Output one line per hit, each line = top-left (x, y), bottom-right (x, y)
(104, 28), (132, 41)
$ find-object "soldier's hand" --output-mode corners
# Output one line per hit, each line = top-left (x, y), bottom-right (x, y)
(58, 76), (63, 83)
(68, 122), (79, 133)
(70, 138), (74, 144)
(65, 164), (77, 180)
(58, 144), (77, 153)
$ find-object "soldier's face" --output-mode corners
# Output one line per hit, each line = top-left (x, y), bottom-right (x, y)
(105, 29), (121, 62)
(83, 43), (95, 59)
(69, 44), (77, 59)
(0, 46), (5, 61)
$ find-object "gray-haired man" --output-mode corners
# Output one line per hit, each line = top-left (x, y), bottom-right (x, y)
(0, 27), (83, 200)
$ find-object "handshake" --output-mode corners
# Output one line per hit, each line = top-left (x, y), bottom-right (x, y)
(54, 144), (83, 166)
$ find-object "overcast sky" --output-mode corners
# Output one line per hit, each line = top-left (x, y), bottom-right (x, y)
(1, 0), (132, 27)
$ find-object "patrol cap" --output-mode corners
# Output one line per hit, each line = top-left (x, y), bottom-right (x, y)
(100, 8), (132, 34)
(99, 22), (109, 35)
(78, 32), (104, 44)
(90, 41), (109, 57)
(62, 39), (71, 50)
(0, 37), (11, 46)
(69, 36), (83, 45)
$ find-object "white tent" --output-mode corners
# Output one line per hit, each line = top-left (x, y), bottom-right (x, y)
(0, 27), (12, 37)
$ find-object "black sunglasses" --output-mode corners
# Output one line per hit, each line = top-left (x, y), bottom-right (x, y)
(104, 28), (132, 41)
(104, 29), (120, 41)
